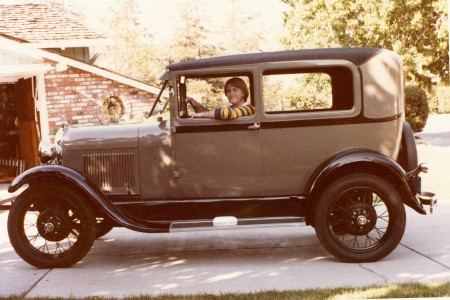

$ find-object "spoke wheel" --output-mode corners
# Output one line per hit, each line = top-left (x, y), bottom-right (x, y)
(8, 185), (96, 268)
(314, 174), (406, 262)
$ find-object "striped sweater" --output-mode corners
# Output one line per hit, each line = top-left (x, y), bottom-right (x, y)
(213, 104), (255, 120)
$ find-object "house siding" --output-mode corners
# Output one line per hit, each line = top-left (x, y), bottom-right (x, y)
(44, 61), (156, 134)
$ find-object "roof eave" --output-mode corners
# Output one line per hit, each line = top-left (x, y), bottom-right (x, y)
(25, 38), (112, 49)
(0, 36), (161, 95)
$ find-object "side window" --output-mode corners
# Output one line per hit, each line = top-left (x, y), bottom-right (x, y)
(177, 75), (252, 118)
(263, 67), (354, 114)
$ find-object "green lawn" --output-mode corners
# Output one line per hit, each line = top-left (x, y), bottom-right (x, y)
(2, 282), (449, 300)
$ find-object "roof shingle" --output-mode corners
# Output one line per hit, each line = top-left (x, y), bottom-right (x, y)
(0, 3), (106, 43)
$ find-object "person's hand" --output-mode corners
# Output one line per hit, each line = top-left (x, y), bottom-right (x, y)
(186, 98), (210, 113)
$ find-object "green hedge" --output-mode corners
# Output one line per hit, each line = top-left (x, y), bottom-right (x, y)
(404, 85), (429, 133)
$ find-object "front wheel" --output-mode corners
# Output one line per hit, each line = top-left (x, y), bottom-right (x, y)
(314, 174), (406, 262)
(7, 184), (97, 268)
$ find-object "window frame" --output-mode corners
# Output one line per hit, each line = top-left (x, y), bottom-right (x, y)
(259, 60), (362, 123)
(173, 70), (257, 127)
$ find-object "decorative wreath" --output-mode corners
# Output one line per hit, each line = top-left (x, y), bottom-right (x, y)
(102, 96), (124, 123)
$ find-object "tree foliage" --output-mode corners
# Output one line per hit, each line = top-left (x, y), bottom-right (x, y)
(217, 0), (265, 55)
(95, 0), (158, 83)
(164, 0), (218, 64)
(281, 0), (449, 89)
(95, 0), (269, 83)
(163, 0), (267, 63)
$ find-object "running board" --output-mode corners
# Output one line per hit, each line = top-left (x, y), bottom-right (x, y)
(170, 216), (306, 232)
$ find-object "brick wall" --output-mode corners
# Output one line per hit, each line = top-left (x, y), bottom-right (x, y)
(44, 61), (157, 135)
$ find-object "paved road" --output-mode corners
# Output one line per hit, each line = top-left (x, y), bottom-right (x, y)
(1, 114), (449, 297)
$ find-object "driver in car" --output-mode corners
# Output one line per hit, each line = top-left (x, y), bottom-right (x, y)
(185, 77), (255, 120)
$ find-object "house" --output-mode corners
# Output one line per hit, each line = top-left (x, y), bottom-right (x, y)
(0, 3), (160, 181)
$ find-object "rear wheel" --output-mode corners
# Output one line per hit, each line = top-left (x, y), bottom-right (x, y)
(314, 174), (406, 262)
(7, 184), (97, 268)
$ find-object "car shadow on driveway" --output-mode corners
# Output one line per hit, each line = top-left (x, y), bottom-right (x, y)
(88, 225), (322, 259)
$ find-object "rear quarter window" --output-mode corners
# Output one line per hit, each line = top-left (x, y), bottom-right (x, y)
(263, 67), (354, 114)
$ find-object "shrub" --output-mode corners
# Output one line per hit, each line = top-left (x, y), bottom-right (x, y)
(404, 85), (429, 132)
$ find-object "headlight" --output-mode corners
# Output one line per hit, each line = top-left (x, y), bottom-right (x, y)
(38, 140), (62, 165)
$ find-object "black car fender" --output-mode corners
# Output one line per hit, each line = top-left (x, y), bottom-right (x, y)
(8, 165), (169, 233)
(397, 121), (418, 172)
(305, 149), (426, 224)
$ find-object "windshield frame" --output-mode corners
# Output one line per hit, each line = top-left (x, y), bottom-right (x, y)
(147, 80), (169, 118)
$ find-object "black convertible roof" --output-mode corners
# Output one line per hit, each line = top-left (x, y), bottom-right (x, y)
(166, 48), (382, 71)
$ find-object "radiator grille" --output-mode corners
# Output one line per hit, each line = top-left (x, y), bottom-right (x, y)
(83, 153), (134, 188)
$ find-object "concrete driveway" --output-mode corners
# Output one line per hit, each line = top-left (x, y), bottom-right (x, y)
(1, 114), (449, 298)
(1, 206), (449, 298)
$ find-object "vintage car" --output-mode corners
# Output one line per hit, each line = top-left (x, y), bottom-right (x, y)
(2, 48), (436, 268)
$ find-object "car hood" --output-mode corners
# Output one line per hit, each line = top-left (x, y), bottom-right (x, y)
(62, 121), (171, 151)
(63, 124), (141, 151)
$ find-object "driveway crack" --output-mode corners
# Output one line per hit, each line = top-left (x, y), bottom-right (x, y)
(22, 269), (52, 298)
(400, 243), (450, 270)
(358, 264), (389, 283)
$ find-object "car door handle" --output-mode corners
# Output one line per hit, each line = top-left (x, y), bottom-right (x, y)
(248, 123), (260, 130)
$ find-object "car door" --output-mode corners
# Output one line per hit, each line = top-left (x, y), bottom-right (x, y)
(169, 73), (262, 199)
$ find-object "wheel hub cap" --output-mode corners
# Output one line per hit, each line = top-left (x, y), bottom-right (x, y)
(357, 215), (368, 226)
(44, 222), (55, 233)
(346, 204), (377, 235)
(37, 210), (72, 242)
